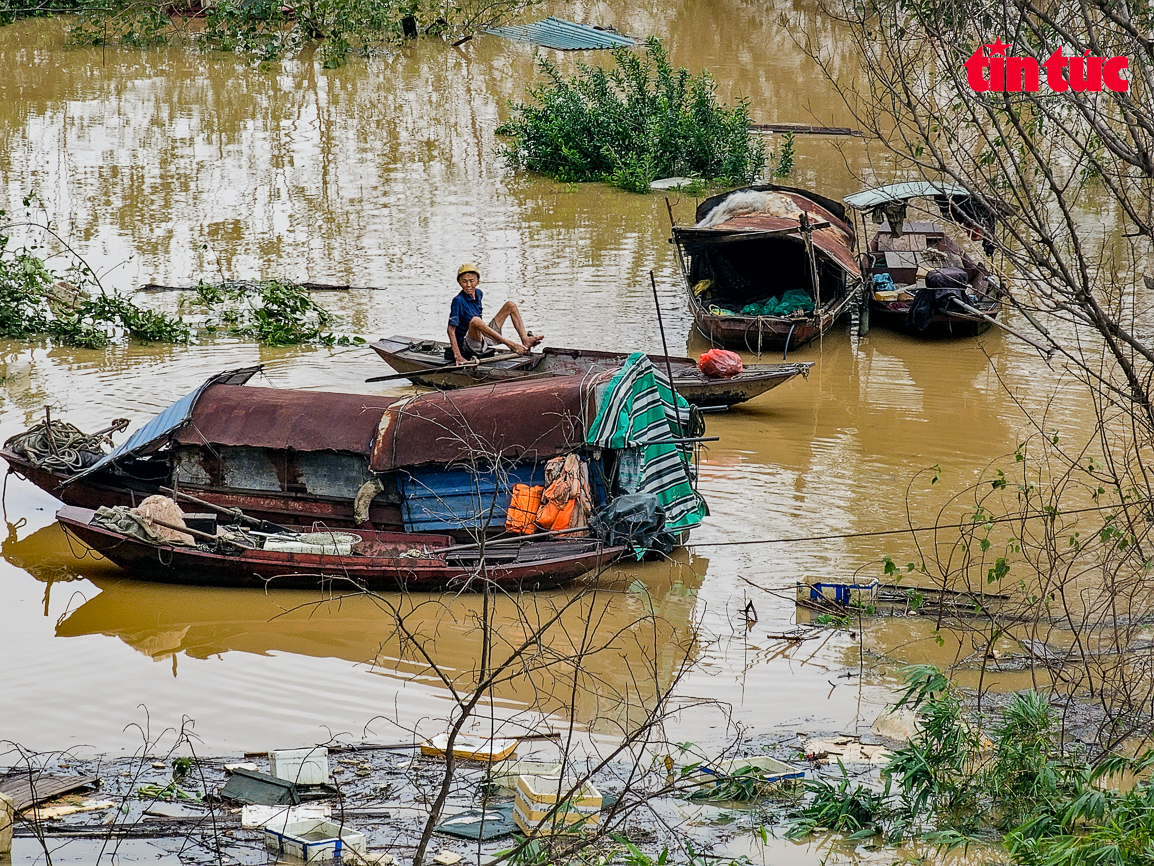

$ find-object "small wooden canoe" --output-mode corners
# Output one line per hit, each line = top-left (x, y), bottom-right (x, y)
(370, 336), (812, 408)
(56, 505), (624, 591)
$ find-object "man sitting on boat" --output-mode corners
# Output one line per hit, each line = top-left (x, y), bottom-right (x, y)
(447, 263), (543, 364)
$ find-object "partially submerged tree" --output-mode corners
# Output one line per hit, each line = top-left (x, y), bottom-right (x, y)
(800, 0), (1154, 746)
(497, 38), (766, 193)
(65, 0), (542, 65)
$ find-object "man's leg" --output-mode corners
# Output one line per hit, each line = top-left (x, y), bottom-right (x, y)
(466, 316), (526, 354)
(489, 301), (544, 348)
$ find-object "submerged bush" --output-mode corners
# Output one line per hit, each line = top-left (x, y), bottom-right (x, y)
(0, 206), (189, 348)
(191, 278), (364, 347)
(496, 38), (766, 193)
(67, 0), (541, 65)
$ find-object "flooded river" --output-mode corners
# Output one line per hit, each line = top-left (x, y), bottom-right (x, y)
(0, 0), (1096, 812)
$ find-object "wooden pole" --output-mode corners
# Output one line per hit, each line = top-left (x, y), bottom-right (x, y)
(365, 352), (529, 383)
(650, 271), (684, 434)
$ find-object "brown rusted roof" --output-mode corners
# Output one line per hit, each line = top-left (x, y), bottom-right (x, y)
(172, 385), (398, 455)
(676, 187), (859, 277)
(371, 374), (606, 472)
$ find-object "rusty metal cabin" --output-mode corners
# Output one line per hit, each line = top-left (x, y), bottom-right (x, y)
(58, 368), (613, 535)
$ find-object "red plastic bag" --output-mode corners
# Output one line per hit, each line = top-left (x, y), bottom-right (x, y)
(698, 349), (744, 379)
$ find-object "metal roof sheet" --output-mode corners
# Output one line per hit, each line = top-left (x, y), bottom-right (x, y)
(484, 17), (635, 50)
(844, 181), (972, 209)
(370, 373), (608, 472)
(173, 385), (398, 454)
(63, 367), (260, 486)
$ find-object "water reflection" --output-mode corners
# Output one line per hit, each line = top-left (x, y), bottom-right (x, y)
(4, 514), (708, 736)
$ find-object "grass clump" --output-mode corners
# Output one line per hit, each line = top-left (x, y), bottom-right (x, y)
(496, 38), (766, 193)
(787, 665), (1154, 866)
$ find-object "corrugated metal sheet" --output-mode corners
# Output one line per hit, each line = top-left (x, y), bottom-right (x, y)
(63, 367), (260, 486)
(371, 374), (609, 472)
(173, 386), (398, 454)
(675, 189), (859, 279)
(484, 17), (635, 50)
(844, 182), (971, 210)
(400, 466), (546, 532)
(0, 773), (99, 811)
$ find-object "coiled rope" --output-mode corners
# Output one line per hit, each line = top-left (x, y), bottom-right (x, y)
(4, 415), (129, 473)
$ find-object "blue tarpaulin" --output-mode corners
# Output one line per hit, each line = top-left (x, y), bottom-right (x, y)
(484, 17), (635, 50)
(62, 367), (260, 486)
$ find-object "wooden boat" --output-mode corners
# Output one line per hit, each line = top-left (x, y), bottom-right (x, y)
(369, 336), (813, 408)
(6, 359), (707, 547)
(56, 505), (624, 590)
(670, 184), (862, 355)
(844, 182), (1003, 338)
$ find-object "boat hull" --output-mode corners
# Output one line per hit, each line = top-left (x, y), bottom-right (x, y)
(868, 299), (996, 338)
(56, 505), (624, 591)
(687, 292), (856, 353)
(370, 338), (812, 408)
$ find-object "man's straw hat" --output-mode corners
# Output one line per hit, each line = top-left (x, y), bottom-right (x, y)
(457, 263), (481, 279)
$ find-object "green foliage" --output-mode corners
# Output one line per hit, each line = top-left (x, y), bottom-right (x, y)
(81, 293), (191, 343)
(197, 0), (299, 60)
(192, 278), (364, 347)
(788, 766), (891, 839)
(0, 0), (85, 25)
(773, 132), (795, 178)
(0, 217), (188, 348)
(68, 0), (539, 62)
(787, 666), (1154, 866)
(70, 0), (175, 48)
(496, 38), (766, 193)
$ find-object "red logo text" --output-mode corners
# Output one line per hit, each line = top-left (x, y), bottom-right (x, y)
(965, 40), (1129, 93)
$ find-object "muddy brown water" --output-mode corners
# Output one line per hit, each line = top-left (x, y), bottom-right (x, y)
(0, 0), (1098, 832)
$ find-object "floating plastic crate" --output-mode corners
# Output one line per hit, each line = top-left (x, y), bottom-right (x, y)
(264, 818), (366, 863)
(512, 775), (601, 835)
(798, 576), (879, 607)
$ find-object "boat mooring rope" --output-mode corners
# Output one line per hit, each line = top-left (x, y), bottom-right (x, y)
(4, 417), (128, 473)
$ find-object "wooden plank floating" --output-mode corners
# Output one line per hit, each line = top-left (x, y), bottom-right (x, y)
(0, 773), (99, 811)
(136, 281), (373, 292)
(749, 123), (864, 137)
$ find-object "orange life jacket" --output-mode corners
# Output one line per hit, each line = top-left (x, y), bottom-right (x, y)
(535, 498), (576, 532)
(505, 484), (544, 534)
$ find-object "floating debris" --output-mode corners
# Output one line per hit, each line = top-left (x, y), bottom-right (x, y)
(435, 805), (517, 840)
(219, 768), (299, 806)
(0, 772), (99, 811)
(484, 17), (634, 50)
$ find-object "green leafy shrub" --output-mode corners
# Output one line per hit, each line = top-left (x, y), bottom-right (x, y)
(787, 666), (1154, 866)
(192, 278), (364, 347)
(496, 38), (766, 193)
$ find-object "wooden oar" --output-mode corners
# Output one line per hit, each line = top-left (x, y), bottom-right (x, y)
(365, 351), (534, 383)
(160, 485), (290, 534)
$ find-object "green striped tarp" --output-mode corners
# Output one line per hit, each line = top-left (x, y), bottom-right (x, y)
(586, 353), (707, 533)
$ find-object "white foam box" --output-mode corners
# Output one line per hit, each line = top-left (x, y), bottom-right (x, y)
(269, 747), (331, 786)
(264, 819), (365, 863)
(489, 759), (562, 792)
(512, 775), (601, 835)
